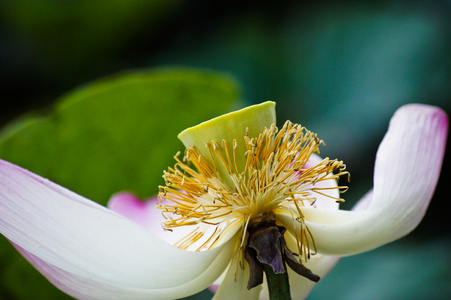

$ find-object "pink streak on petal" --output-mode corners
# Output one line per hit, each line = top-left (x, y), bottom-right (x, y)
(209, 284), (219, 293)
(108, 194), (234, 291)
(107, 192), (199, 246)
(372, 104), (448, 214)
(12, 243), (116, 299)
(12, 242), (233, 300)
(303, 104), (448, 256)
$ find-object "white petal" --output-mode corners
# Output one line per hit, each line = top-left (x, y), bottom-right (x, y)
(14, 242), (235, 300)
(0, 159), (236, 297)
(370, 104), (447, 224)
(212, 255), (261, 300)
(281, 105), (448, 255)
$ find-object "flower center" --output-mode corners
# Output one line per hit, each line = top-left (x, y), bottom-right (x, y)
(158, 121), (348, 256)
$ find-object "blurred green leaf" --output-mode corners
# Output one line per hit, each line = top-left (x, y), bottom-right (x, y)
(0, 67), (240, 299)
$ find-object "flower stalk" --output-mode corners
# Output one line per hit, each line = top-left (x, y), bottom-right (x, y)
(264, 263), (291, 300)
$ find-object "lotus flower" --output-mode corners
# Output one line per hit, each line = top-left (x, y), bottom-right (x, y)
(0, 102), (447, 299)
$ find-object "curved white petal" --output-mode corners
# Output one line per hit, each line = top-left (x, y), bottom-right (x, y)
(281, 105), (448, 256)
(212, 254), (262, 300)
(13, 241), (236, 300)
(107, 194), (248, 296)
(0, 159), (236, 297)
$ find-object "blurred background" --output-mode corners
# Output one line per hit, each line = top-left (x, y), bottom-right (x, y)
(1, 0), (450, 299)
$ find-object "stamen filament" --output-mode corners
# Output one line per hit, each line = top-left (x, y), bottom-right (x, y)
(158, 120), (349, 260)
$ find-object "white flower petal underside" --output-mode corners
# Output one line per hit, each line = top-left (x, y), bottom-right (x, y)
(281, 104), (448, 255)
(0, 160), (236, 296)
(13, 241), (236, 300)
(212, 255), (262, 300)
(369, 104), (447, 236)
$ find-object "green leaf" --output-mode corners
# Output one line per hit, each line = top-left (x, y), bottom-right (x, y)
(0, 67), (240, 299)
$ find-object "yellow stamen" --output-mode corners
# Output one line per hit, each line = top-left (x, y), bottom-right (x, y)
(158, 121), (348, 261)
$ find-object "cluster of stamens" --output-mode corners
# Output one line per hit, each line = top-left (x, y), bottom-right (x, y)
(158, 121), (348, 264)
